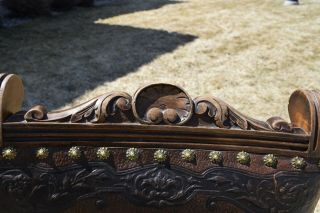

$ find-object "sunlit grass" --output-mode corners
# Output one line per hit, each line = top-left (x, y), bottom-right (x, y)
(90, 0), (320, 121)
(1, 0), (320, 210)
(1, 0), (320, 121)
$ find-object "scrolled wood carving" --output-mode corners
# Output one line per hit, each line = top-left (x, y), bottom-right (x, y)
(24, 92), (132, 123)
(194, 96), (295, 132)
(193, 96), (229, 128)
(22, 83), (303, 133)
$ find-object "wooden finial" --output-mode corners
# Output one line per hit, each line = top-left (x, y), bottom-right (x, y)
(0, 73), (24, 147)
(288, 90), (320, 158)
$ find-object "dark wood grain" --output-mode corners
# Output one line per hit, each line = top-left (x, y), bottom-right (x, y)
(3, 123), (310, 157)
(1, 73), (320, 212)
(1, 78), (318, 157)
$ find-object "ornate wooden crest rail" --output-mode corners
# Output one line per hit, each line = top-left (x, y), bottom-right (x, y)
(0, 73), (320, 212)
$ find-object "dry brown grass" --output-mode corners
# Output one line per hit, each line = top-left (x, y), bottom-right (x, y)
(1, 0), (320, 121)
(92, 0), (320, 121)
(1, 0), (320, 209)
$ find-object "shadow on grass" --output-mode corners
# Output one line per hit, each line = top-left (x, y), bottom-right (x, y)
(0, 0), (196, 110)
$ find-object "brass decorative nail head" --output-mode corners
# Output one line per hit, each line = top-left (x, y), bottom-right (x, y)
(36, 147), (49, 159)
(154, 149), (168, 163)
(126, 148), (139, 161)
(68, 146), (81, 160)
(291, 156), (306, 170)
(181, 149), (195, 162)
(97, 147), (110, 160)
(208, 151), (223, 164)
(236, 151), (250, 165)
(2, 147), (17, 160)
(263, 154), (277, 168)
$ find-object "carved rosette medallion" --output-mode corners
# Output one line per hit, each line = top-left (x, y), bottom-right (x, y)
(132, 84), (193, 125)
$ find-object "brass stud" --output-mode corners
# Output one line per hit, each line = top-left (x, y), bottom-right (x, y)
(263, 154), (277, 168)
(291, 156), (306, 170)
(2, 147), (17, 160)
(181, 149), (195, 162)
(96, 147), (110, 160)
(126, 148), (139, 161)
(154, 149), (168, 163)
(68, 146), (81, 160)
(208, 151), (223, 164)
(236, 151), (250, 165)
(36, 147), (49, 159)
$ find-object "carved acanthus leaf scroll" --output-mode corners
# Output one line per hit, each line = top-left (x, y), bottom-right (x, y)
(194, 96), (296, 132)
(24, 92), (132, 123)
(23, 83), (301, 133)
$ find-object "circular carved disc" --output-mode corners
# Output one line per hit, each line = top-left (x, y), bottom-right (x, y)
(132, 84), (193, 125)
